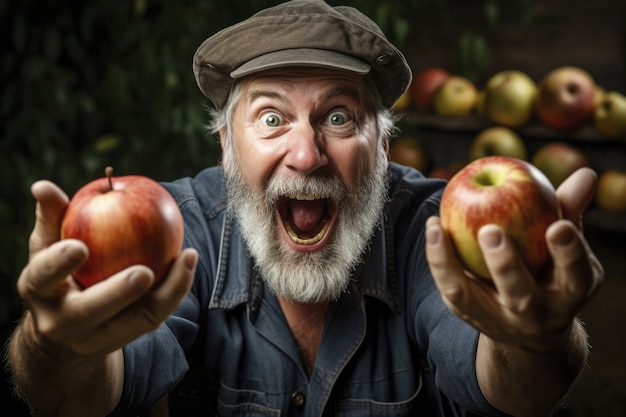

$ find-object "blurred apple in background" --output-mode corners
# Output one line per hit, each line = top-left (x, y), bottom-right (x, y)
(392, 89), (412, 112)
(428, 161), (464, 181)
(535, 66), (596, 130)
(595, 170), (626, 213)
(531, 142), (589, 188)
(594, 86), (606, 109)
(389, 135), (430, 173)
(410, 67), (450, 111)
(482, 70), (537, 128)
(433, 75), (478, 116)
(593, 91), (626, 139)
(440, 156), (561, 280)
(468, 126), (528, 161)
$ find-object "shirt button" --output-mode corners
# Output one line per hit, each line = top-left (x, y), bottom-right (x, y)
(291, 391), (306, 407)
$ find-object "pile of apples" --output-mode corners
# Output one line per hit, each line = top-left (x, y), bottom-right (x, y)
(396, 66), (626, 139)
(390, 66), (626, 214)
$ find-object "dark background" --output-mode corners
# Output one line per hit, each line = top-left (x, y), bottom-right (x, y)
(1, 0), (625, 415)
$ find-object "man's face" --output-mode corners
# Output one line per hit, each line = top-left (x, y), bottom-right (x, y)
(222, 68), (389, 303)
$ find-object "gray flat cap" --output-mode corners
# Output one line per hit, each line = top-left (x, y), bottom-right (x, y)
(192, 0), (412, 109)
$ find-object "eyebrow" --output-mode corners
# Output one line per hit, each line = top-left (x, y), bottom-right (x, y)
(246, 85), (362, 105)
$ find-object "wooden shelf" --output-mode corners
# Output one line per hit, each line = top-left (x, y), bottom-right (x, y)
(403, 112), (625, 143)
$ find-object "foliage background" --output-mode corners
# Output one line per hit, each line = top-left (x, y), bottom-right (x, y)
(0, 0), (532, 324)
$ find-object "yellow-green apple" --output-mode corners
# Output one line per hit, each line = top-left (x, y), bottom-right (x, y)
(531, 142), (589, 188)
(440, 156), (561, 280)
(594, 86), (606, 109)
(593, 91), (626, 139)
(410, 67), (450, 111)
(482, 70), (537, 127)
(468, 126), (528, 161)
(389, 136), (430, 172)
(535, 66), (596, 130)
(595, 170), (626, 213)
(61, 167), (184, 288)
(392, 89), (412, 112)
(433, 75), (478, 117)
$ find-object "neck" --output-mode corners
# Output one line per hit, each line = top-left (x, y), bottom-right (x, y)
(278, 297), (329, 375)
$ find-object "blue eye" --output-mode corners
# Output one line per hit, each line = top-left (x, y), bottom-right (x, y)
(261, 113), (282, 127)
(327, 111), (348, 126)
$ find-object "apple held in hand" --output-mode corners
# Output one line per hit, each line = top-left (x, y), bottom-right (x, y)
(61, 167), (184, 288)
(440, 156), (562, 280)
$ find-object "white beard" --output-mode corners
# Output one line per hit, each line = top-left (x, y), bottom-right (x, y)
(224, 144), (389, 303)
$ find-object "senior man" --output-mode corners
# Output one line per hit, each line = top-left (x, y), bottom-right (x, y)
(7, 1), (602, 416)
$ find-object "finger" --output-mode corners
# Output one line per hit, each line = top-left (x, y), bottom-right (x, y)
(18, 239), (88, 302)
(71, 265), (156, 325)
(88, 248), (198, 350)
(426, 217), (502, 328)
(556, 167), (597, 225)
(29, 180), (70, 258)
(478, 225), (538, 314)
(425, 216), (468, 305)
(546, 220), (603, 309)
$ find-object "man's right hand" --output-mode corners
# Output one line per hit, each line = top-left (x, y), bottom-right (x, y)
(9, 180), (197, 415)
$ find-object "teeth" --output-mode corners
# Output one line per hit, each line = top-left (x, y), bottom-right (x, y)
(285, 221), (329, 245)
(295, 193), (317, 201)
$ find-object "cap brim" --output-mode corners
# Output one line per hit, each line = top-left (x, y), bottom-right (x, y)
(230, 48), (371, 78)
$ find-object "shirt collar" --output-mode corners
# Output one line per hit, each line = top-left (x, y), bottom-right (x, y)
(209, 209), (401, 314)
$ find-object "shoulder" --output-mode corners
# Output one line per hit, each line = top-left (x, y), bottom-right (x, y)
(387, 162), (446, 222)
(161, 166), (227, 219)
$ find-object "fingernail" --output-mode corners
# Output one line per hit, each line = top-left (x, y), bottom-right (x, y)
(479, 225), (503, 249)
(184, 250), (198, 271)
(128, 271), (151, 290)
(552, 226), (576, 247)
(62, 243), (86, 265)
(426, 224), (441, 246)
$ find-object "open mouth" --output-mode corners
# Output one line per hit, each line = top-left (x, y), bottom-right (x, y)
(276, 192), (338, 250)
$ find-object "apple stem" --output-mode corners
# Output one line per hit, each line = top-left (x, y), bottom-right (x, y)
(105, 166), (113, 191)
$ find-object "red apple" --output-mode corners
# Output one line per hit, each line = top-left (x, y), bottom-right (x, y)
(531, 142), (589, 188)
(410, 67), (450, 111)
(389, 136), (430, 172)
(468, 126), (528, 161)
(595, 170), (626, 213)
(61, 167), (184, 288)
(535, 66), (596, 130)
(440, 156), (561, 280)
(433, 75), (478, 117)
(593, 91), (626, 139)
(482, 70), (537, 128)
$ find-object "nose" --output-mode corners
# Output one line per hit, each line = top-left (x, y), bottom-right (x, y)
(285, 124), (328, 175)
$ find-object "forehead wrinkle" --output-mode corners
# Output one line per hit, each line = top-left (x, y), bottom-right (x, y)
(246, 89), (286, 106)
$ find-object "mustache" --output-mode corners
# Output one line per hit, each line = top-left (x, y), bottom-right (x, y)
(264, 174), (348, 204)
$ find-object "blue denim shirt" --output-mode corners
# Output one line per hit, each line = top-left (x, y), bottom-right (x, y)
(110, 163), (507, 417)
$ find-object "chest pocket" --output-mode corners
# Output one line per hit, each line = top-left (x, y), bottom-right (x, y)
(216, 382), (282, 416)
(333, 368), (423, 417)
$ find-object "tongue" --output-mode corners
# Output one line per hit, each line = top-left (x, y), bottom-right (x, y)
(289, 199), (325, 232)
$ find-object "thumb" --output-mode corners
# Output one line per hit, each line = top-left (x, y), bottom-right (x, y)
(29, 180), (70, 258)
(555, 167), (597, 226)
